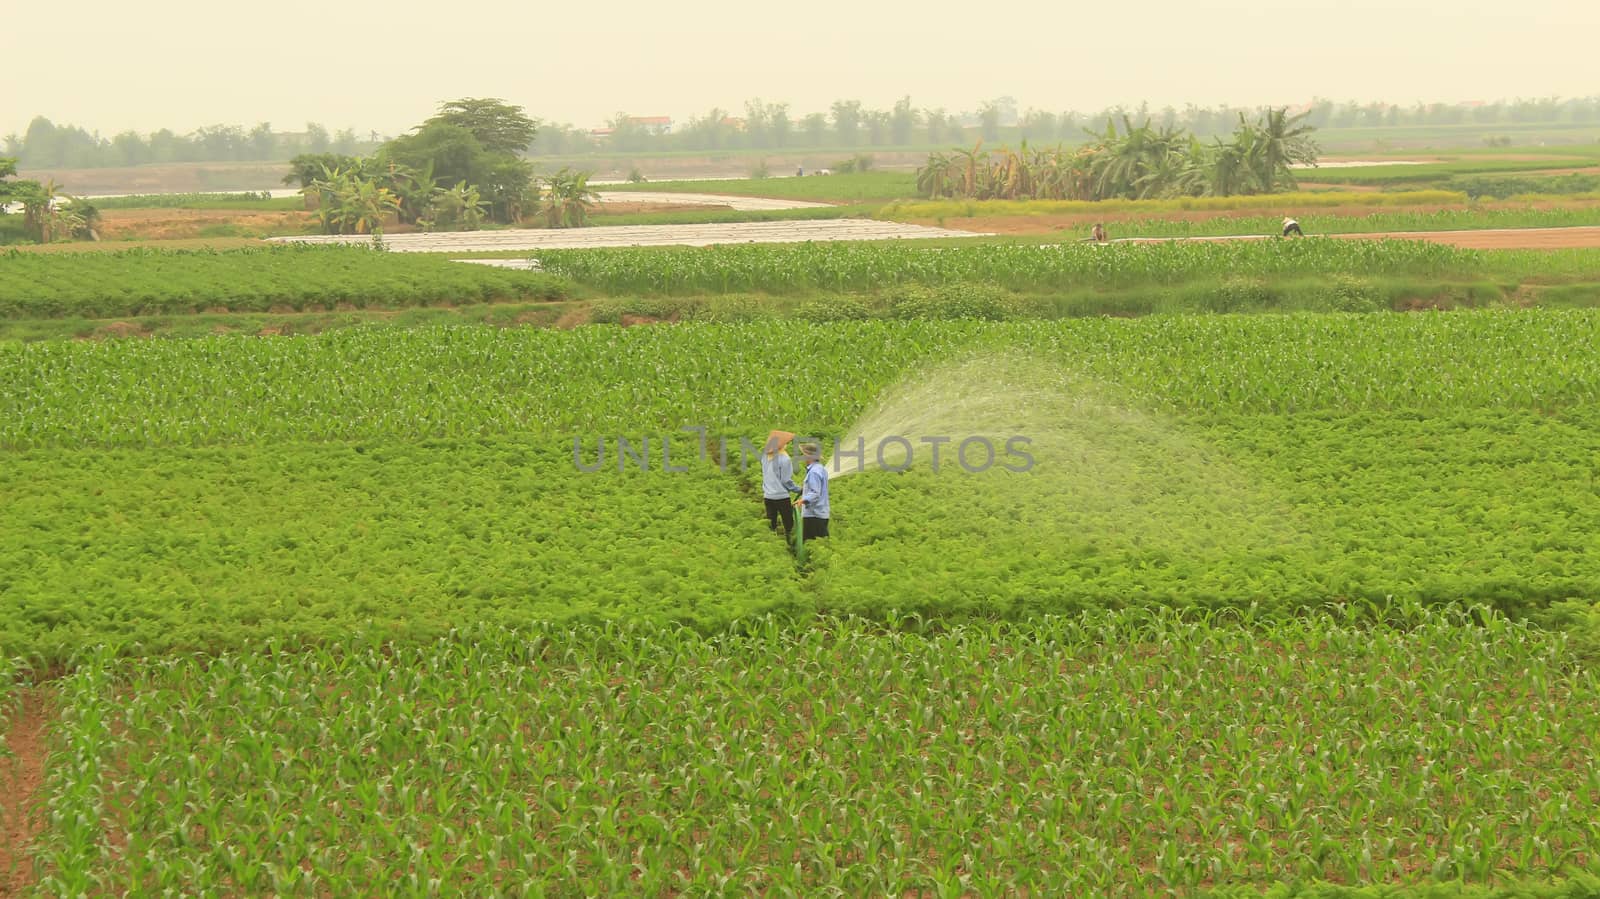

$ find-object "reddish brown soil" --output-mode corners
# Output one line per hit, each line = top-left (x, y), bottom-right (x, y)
(1114, 226), (1600, 250)
(1330, 226), (1600, 249)
(95, 207), (317, 241)
(924, 203), (1477, 236)
(1, 689), (52, 896)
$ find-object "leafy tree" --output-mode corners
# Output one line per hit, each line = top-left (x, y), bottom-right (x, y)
(768, 103), (792, 148)
(305, 123), (330, 153)
(831, 100), (862, 146)
(890, 97), (918, 145)
(979, 102), (1002, 142)
(419, 98), (537, 155)
(248, 123), (277, 160)
(0, 157), (23, 201)
(801, 113), (828, 147)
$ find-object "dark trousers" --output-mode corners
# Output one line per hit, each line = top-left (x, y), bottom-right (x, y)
(802, 516), (830, 540)
(1283, 223), (1304, 236)
(765, 498), (795, 536)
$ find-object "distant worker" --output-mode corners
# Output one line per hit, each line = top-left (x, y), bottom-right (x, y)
(796, 442), (831, 540)
(796, 166), (804, 177)
(761, 430), (801, 538)
(1282, 216), (1304, 237)
(1091, 223), (1108, 243)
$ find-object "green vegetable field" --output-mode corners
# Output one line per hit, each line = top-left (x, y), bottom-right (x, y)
(26, 614), (1600, 895)
(6, 289), (1600, 891)
(0, 246), (570, 318)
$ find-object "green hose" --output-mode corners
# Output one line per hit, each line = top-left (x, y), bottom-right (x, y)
(792, 493), (806, 566)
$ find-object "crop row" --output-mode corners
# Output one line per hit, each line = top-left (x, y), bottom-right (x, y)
(1075, 205), (1600, 240)
(3, 313), (1599, 449)
(4, 406), (1598, 658)
(0, 441), (807, 660)
(534, 239), (1547, 295)
(25, 611), (1600, 895)
(0, 245), (569, 318)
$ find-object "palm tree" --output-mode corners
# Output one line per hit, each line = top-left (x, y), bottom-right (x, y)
(1251, 107), (1320, 192)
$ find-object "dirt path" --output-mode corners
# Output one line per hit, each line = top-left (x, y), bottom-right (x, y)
(1116, 225), (1600, 250)
(1, 689), (51, 896)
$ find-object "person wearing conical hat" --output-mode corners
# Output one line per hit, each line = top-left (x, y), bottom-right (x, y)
(1282, 216), (1304, 237)
(761, 430), (801, 538)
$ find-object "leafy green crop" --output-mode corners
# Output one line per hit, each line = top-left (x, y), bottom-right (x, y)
(535, 239), (1547, 295)
(0, 245), (570, 318)
(4, 314), (1598, 450)
(29, 611), (1600, 895)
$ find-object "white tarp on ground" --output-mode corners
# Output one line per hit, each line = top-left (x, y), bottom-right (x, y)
(592, 191), (831, 210)
(269, 219), (988, 253)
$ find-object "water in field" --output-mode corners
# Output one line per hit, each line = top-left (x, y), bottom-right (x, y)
(815, 353), (1315, 602)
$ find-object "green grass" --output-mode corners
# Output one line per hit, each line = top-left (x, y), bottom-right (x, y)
(601, 171), (919, 203)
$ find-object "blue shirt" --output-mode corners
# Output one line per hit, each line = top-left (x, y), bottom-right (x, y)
(801, 460), (830, 519)
(761, 453), (800, 500)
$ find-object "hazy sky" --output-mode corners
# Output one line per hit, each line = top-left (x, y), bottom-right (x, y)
(6, 0), (1596, 138)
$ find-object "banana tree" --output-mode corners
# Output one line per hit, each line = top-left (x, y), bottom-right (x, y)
(540, 168), (599, 228)
(916, 152), (954, 199)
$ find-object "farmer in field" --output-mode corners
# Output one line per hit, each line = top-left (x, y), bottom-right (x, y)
(1092, 223), (1108, 242)
(1282, 216), (1305, 237)
(796, 442), (831, 540)
(761, 430), (802, 538)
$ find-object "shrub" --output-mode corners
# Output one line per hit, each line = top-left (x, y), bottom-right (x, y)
(1329, 275), (1382, 313)
(886, 283), (1013, 321)
(798, 296), (875, 322)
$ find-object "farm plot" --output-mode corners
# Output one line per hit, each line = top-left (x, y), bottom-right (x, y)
(0, 245), (569, 319)
(4, 314), (1600, 660)
(24, 613), (1600, 895)
(9, 312), (1600, 894)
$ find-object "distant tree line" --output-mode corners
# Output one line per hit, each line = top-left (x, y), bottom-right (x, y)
(3, 119), (379, 169)
(532, 95), (1600, 155)
(9, 94), (1600, 169)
